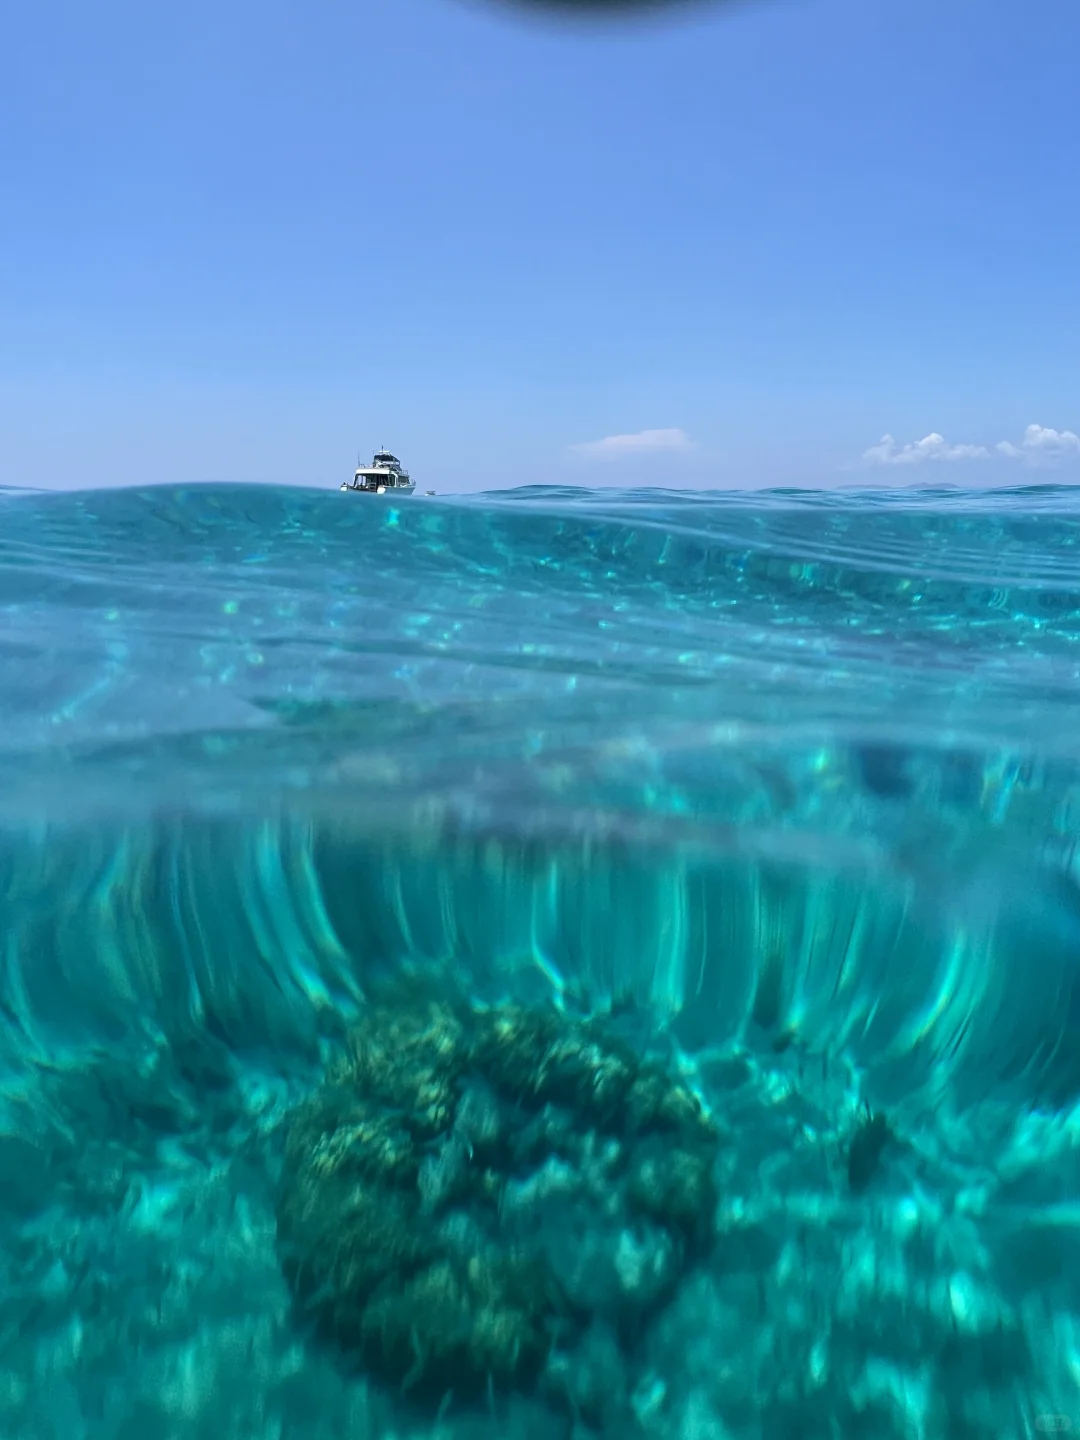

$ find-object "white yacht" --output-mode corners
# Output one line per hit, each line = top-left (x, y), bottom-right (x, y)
(340, 449), (415, 495)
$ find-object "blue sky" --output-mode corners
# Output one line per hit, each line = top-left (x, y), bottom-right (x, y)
(1, 0), (1077, 492)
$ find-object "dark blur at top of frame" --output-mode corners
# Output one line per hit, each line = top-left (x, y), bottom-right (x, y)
(475, 0), (726, 24)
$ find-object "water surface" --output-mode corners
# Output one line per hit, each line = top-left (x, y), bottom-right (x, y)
(1, 481), (1079, 1439)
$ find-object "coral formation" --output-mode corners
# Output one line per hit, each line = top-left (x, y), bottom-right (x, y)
(275, 982), (721, 1411)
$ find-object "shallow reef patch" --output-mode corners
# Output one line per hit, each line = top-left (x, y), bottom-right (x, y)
(275, 982), (721, 1414)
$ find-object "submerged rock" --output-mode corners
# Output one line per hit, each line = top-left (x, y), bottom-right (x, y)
(847, 1110), (893, 1193)
(471, 1003), (640, 1124)
(274, 982), (722, 1410)
(627, 1138), (719, 1249)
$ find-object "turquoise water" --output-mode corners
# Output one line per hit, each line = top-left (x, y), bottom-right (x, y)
(2, 480), (1080, 1439)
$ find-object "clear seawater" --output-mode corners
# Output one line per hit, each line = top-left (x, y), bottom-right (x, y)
(2, 479), (1080, 1439)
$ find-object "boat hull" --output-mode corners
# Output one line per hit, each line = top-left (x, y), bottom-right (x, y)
(339, 483), (416, 495)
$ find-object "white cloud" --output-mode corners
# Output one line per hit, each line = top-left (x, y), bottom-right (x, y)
(572, 427), (692, 459)
(1012, 423), (1080, 458)
(996, 425), (1080, 461)
(862, 432), (990, 466)
(865, 422), (1080, 470)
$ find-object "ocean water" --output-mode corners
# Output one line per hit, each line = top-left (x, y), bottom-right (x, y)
(1, 479), (1080, 1439)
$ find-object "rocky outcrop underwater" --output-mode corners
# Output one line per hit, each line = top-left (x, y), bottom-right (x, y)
(276, 982), (719, 1425)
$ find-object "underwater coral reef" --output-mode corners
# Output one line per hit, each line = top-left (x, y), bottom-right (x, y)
(275, 984), (720, 1421)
